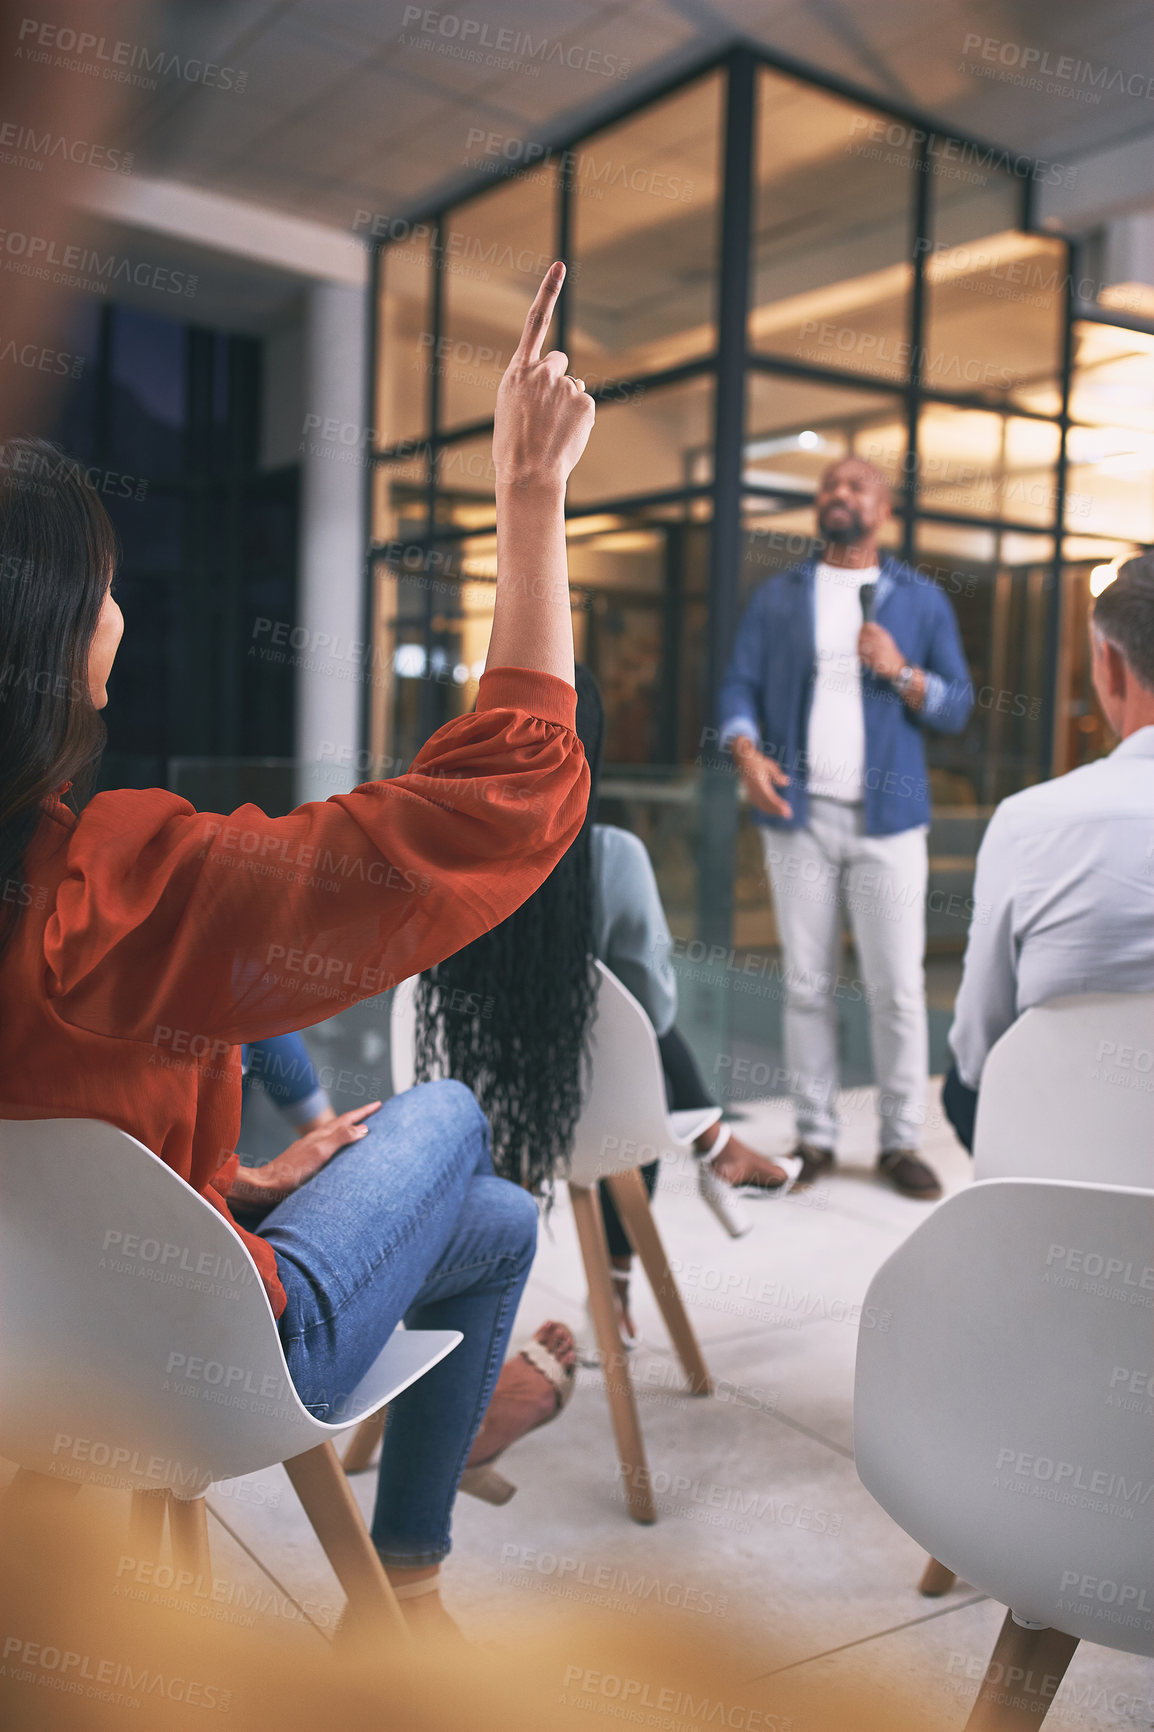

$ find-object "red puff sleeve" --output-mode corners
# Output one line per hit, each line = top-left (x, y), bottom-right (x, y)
(44, 668), (588, 1046)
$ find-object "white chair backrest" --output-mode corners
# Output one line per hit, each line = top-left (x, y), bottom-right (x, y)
(390, 964), (716, 1186)
(391, 975), (419, 1095)
(974, 992), (1154, 1188)
(0, 1118), (458, 1496)
(569, 962), (714, 1184)
(855, 1178), (1154, 1654)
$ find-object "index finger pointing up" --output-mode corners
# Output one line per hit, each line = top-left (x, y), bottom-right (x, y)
(514, 261), (565, 364)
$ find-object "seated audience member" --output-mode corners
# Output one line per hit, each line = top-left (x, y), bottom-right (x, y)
(232, 1076), (578, 1511)
(416, 666), (796, 1358)
(242, 1032), (334, 1132)
(0, 265), (592, 1638)
(945, 554), (1154, 1150)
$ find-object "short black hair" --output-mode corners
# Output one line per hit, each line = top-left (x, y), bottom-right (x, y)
(1093, 554), (1154, 691)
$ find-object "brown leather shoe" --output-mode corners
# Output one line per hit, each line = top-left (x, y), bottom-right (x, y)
(791, 1142), (835, 1188)
(878, 1149), (942, 1200)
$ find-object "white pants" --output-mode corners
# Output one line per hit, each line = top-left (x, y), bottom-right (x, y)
(759, 798), (928, 1153)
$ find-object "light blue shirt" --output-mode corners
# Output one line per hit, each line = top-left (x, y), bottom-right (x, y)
(591, 824), (677, 1037)
(948, 726), (1154, 1087)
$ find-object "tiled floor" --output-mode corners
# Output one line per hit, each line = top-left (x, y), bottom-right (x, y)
(207, 1086), (1153, 1727)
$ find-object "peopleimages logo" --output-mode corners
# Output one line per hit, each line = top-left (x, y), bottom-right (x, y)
(0, 119), (133, 174)
(15, 17), (248, 93)
(399, 8), (630, 80)
(993, 1445), (1154, 1519)
(0, 229), (196, 298)
(1, 1635), (232, 1713)
(846, 115), (1077, 188)
(960, 33), (1154, 102)
(463, 128), (694, 202)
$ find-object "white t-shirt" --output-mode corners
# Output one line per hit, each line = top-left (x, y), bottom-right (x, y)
(806, 562), (877, 803)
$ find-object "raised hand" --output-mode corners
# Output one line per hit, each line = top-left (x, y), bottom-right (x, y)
(493, 261), (595, 489)
(485, 264), (595, 684)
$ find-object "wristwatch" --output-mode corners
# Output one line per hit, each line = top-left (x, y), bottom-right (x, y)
(894, 664), (916, 695)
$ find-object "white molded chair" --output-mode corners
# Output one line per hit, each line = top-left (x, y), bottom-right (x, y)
(974, 992), (1154, 1187)
(856, 1178), (1154, 1729)
(918, 991), (1154, 1600)
(563, 961), (720, 1523)
(346, 963), (718, 1523)
(0, 1117), (460, 1640)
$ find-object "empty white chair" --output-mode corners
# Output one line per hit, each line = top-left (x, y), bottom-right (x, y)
(0, 1117), (459, 1638)
(856, 1178), (1154, 1728)
(974, 991), (1154, 1187)
(351, 964), (717, 1523)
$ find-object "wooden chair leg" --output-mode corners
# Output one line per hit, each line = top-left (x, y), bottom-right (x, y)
(962, 1611), (1078, 1731)
(130, 1490), (169, 1563)
(168, 1495), (211, 1578)
(605, 1167), (712, 1395)
(919, 1554), (958, 1596)
(3, 1467), (83, 1511)
(283, 1441), (409, 1642)
(569, 1182), (655, 1525)
(342, 1410), (386, 1475)
(0, 1468), (83, 1564)
(0, 1471), (84, 1604)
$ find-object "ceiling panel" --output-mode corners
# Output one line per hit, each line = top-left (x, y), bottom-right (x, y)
(136, 0), (1154, 236)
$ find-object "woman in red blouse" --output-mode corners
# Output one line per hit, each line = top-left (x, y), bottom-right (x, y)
(0, 266), (592, 1634)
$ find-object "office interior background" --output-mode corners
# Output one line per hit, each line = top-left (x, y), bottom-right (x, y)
(48, 0), (1154, 1098)
(4, 4), (1154, 1725)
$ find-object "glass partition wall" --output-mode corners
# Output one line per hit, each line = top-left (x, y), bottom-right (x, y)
(366, 47), (1151, 1027)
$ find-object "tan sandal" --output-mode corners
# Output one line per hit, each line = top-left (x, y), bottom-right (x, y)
(459, 1325), (577, 1505)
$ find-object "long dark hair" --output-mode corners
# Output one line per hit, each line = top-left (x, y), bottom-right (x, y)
(0, 439), (117, 953)
(414, 664), (606, 1195)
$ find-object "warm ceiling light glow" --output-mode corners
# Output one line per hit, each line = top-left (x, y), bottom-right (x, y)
(564, 514), (628, 539)
(1090, 560), (1123, 597)
(745, 431), (827, 462)
(581, 531), (661, 552)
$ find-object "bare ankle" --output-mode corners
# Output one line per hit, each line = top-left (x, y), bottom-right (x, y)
(385, 1562), (439, 1588)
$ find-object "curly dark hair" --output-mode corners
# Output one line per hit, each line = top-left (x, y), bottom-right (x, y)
(414, 664), (605, 1196)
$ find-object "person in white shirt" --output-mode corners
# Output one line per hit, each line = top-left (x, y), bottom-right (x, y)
(719, 458), (973, 1198)
(945, 554), (1154, 1147)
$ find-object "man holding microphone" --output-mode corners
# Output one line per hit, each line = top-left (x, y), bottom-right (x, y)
(719, 458), (973, 1197)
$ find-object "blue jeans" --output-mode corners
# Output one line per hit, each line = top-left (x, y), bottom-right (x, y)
(254, 1080), (537, 1566)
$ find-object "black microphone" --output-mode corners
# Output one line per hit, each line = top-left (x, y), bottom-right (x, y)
(859, 581), (877, 624)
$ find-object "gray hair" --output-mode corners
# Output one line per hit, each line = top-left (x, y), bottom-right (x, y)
(1093, 554), (1154, 691)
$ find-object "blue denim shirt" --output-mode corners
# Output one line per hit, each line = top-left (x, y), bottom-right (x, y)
(718, 554), (973, 837)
